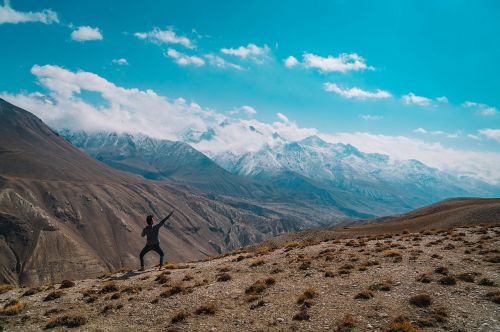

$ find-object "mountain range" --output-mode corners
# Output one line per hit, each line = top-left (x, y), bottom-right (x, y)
(0, 98), (300, 285)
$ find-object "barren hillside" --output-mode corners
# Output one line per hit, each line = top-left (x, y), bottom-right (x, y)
(0, 223), (498, 331)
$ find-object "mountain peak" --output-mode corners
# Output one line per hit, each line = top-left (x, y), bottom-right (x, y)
(299, 135), (328, 147)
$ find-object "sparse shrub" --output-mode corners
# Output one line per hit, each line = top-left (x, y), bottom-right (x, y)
(245, 280), (270, 295)
(434, 266), (449, 275)
(250, 300), (265, 310)
(255, 245), (273, 255)
(0, 284), (13, 294)
(270, 268), (283, 274)
(337, 313), (355, 332)
(298, 261), (311, 270)
(249, 259), (265, 267)
(110, 292), (121, 300)
(417, 273), (432, 283)
(383, 315), (418, 332)
(283, 242), (301, 249)
(85, 296), (98, 304)
(216, 273), (231, 282)
(478, 278), (496, 286)
(264, 277), (275, 286)
(0, 300), (25, 315)
(383, 249), (401, 258)
(163, 262), (179, 270)
(155, 274), (169, 284)
(182, 274), (193, 281)
(171, 310), (189, 323)
(99, 281), (119, 294)
(101, 304), (113, 314)
(218, 266), (230, 272)
(292, 309), (310, 321)
(160, 285), (184, 297)
(121, 286), (142, 294)
(22, 287), (42, 296)
(297, 289), (317, 306)
(59, 280), (75, 289)
(45, 315), (87, 329)
(438, 275), (457, 286)
(485, 291), (500, 304)
(324, 271), (335, 278)
(369, 279), (393, 291)
(44, 290), (63, 301)
(457, 273), (475, 283)
(354, 290), (374, 300)
(484, 255), (500, 263)
(409, 294), (432, 307)
(195, 303), (216, 315)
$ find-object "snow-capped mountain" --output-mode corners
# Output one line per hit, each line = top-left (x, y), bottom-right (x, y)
(212, 135), (499, 211)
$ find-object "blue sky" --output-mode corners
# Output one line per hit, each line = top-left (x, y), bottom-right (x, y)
(1, 0), (500, 182)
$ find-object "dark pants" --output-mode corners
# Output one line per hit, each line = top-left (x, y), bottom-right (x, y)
(139, 244), (164, 268)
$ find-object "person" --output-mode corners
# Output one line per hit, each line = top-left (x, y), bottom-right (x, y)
(139, 211), (174, 271)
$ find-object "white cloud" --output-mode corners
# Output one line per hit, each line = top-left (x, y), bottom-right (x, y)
(71, 26), (103, 42)
(284, 56), (299, 68)
(467, 134), (481, 141)
(414, 127), (427, 134)
(479, 129), (500, 143)
(324, 83), (391, 100)
(277, 112), (289, 123)
(360, 115), (383, 121)
(462, 101), (497, 116)
(462, 101), (478, 108)
(401, 93), (431, 106)
(229, 105), (257, 116)
(2, 64), (499, 184)
(134, 27), (194, 49)
(302, 52), (374, 73)
(112, 58), (128, 65)
(436, 96), (448, 103)
(220, 43), (270, 63)
(204, 54), (243, 70)
(166, 48), (205, 67)
(0, 0), (58, 24)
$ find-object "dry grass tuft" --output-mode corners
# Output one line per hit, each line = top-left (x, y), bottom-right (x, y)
(292, 309), (310, 321)
(44, 290), (64, 301)
(434, 266), (449, 275)
(354, 290), (374, 300)
(0, 284), (13, 294)
(22, 287), (42, 296)
(438, 275), (457, 286)
(0, 300), (25, 316)
(59, 280), (75, 289)
(45, 315), (87, 329)
(99, 281), (119, 294)
(336, 313), (355, 332)
(369, 278), (394, 291)
(171, 310), (189, 324)
(160, 285), (184, 298)
(478, 278), (496, 286)
(155, 274), (170, 284)
(249, 259), (265, 267)
(457, 273), (475, 283)
(383, 315), (418, 332)
(245, 278), (275, 295)
(195, 303), (216, 315)
(216, 273), (231, 282)
(409, 293), (432, 307)
(383, 249), (401, 257)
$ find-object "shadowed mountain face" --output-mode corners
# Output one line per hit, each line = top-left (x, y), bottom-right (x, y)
(0, 99), (301, 285)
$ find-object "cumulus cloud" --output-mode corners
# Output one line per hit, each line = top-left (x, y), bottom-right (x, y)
(0, 0), (58, 24)
(112, 58), (128, 65)
(436, 96), (448, 103)
(134, 27), (194, 48)
(414, 127), (427, 134)
(166, 48), (205, 66)
(2, 64), (499, 184)
(401, 93), (431, 106)
(284, 56), (299, 68)
(220, 43), (270, 63)
(479, 129), (500, 142)
(324, 83), (391, 100)
(71, 26), (103, 42)
(302, 52), (374, 73)
(229, 105), (257, 116)
(204, 54), (243, 70)
(462, 101), (497, 116)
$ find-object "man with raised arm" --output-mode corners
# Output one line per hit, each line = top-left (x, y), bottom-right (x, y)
(139, 211), (174, 271)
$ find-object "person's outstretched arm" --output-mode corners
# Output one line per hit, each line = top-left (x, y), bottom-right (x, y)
(158, 211), (174, 227)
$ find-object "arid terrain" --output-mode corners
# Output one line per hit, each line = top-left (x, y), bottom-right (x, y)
(1, 222), (498, 331)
